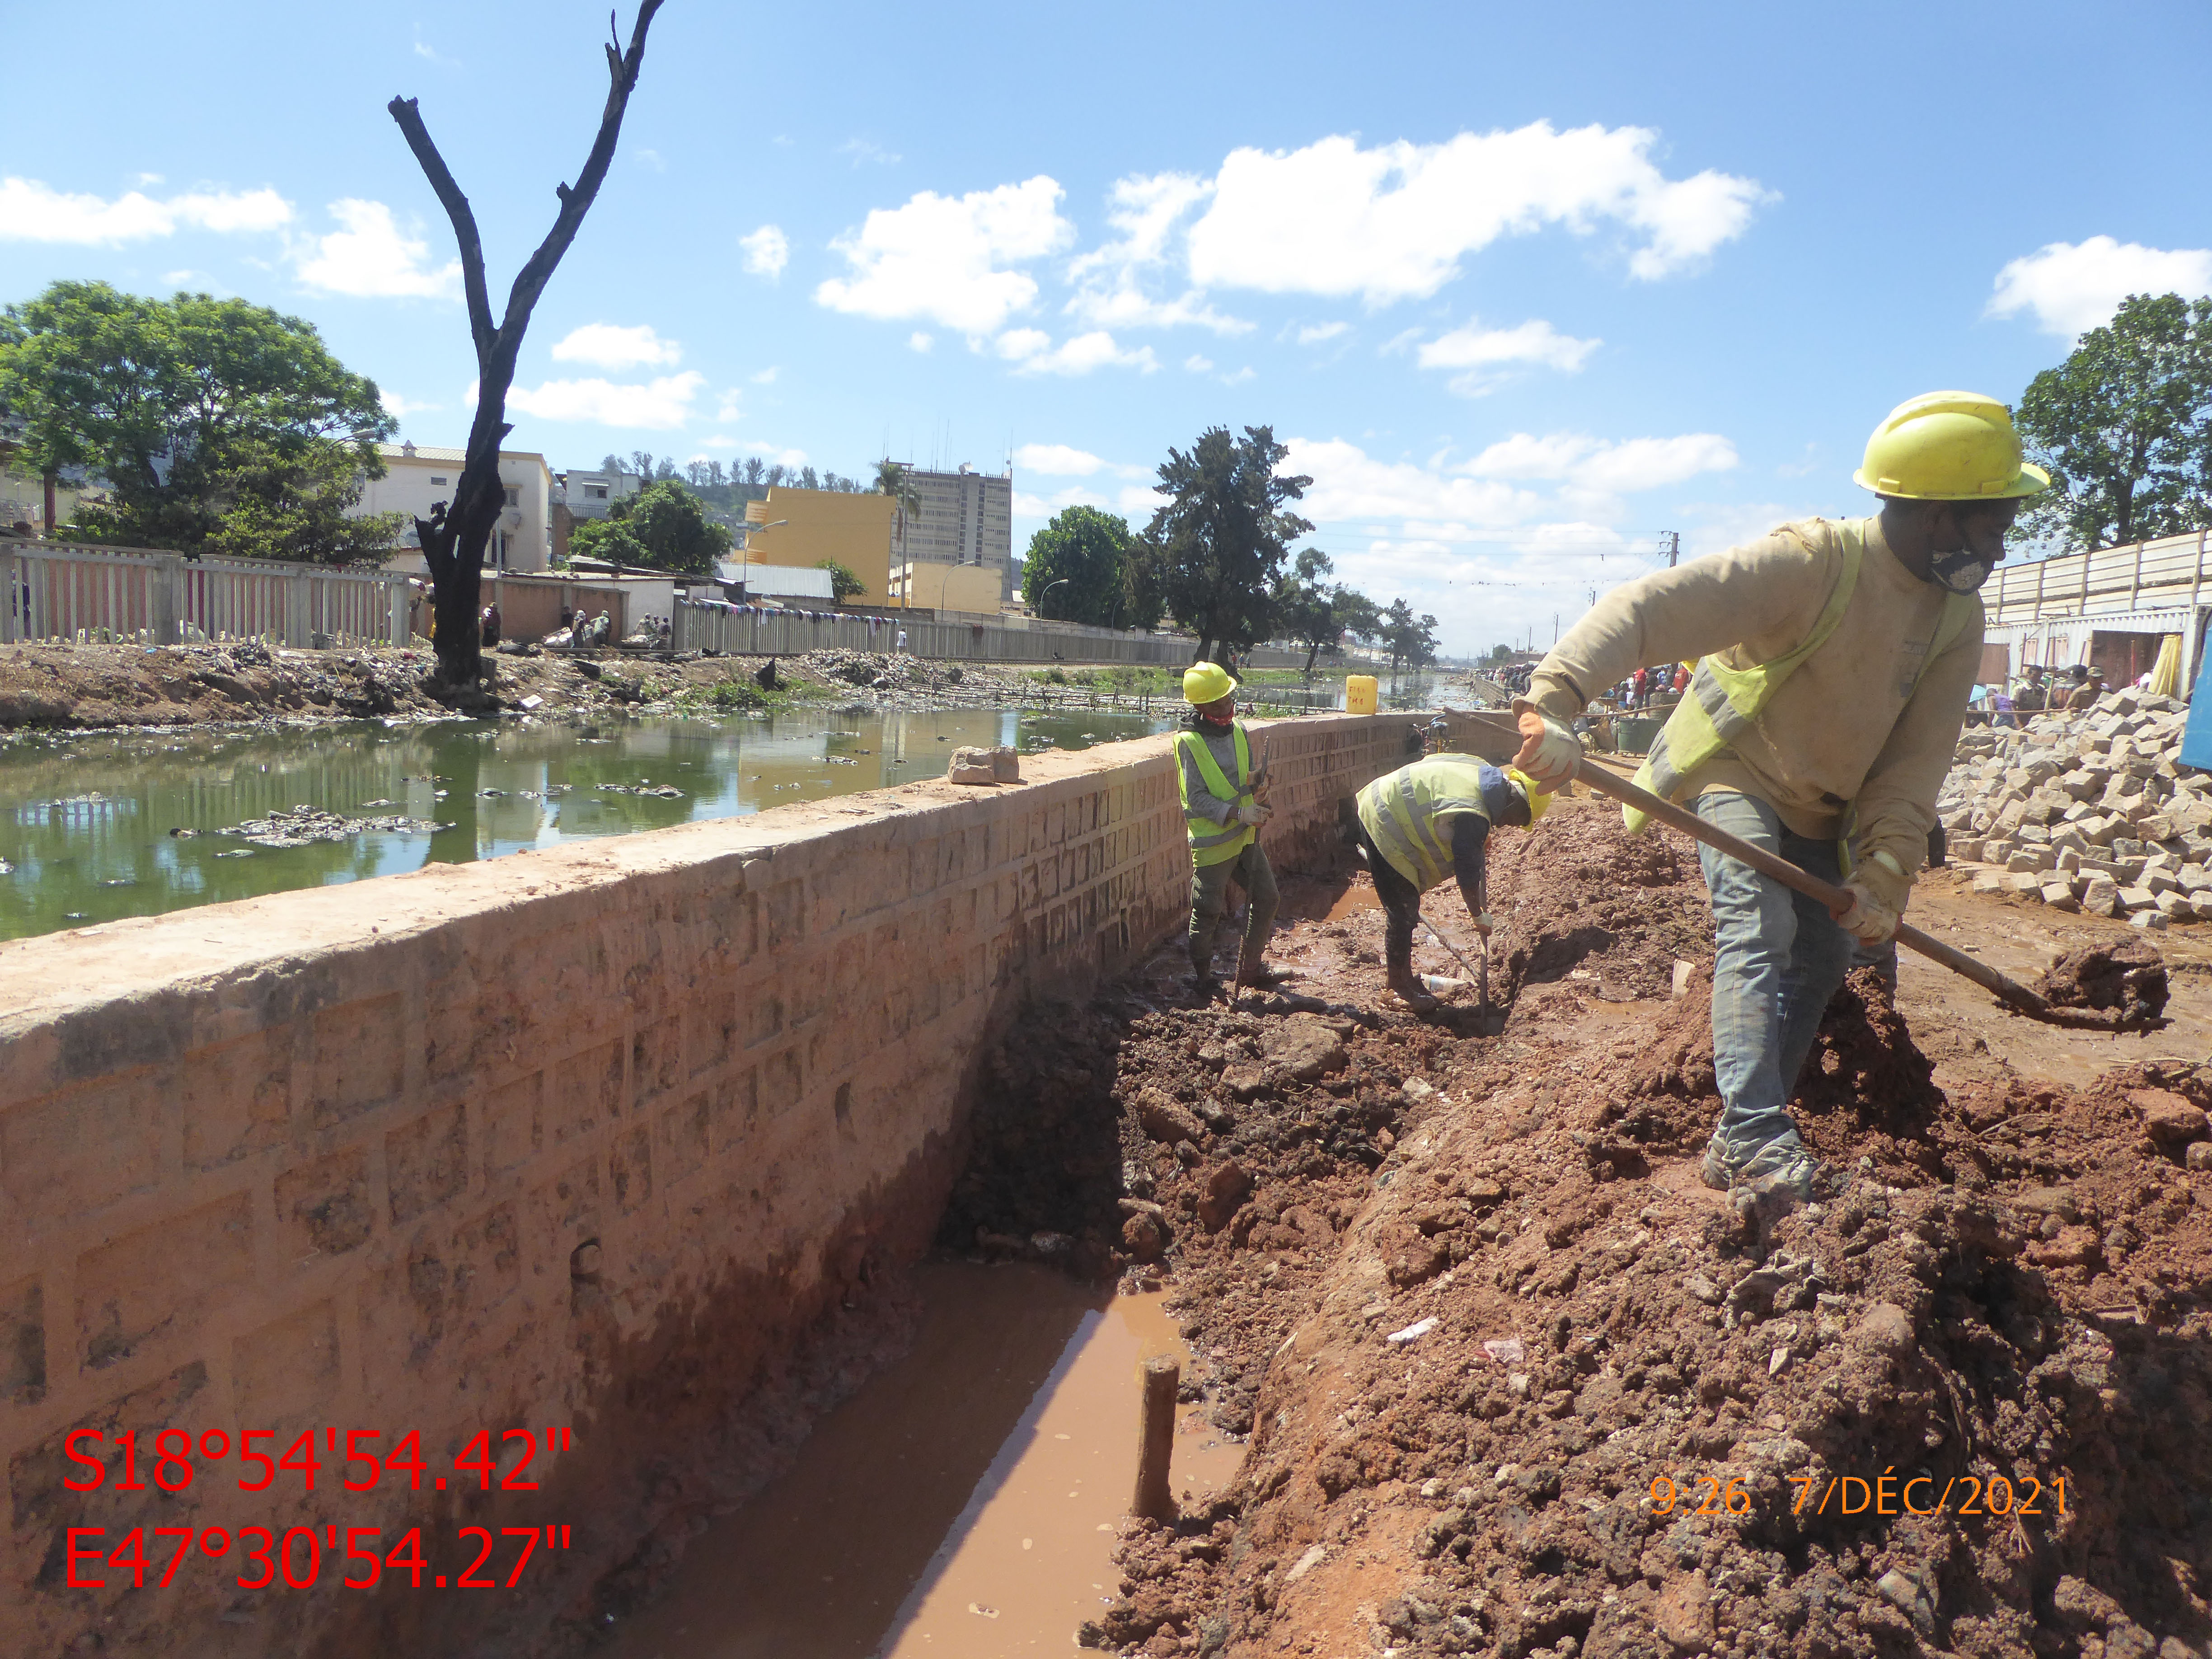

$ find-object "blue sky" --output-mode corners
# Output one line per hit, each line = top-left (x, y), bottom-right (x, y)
(6, 0), (2209, 655)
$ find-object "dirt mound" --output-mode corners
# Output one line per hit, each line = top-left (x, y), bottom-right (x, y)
(2037, 940), (2172, 1026)
(939, 796), (2212, 1659)
(1486, 806), (1710, 1003)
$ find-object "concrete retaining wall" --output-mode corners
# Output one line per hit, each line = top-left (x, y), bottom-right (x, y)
(0, 709), (1503, 1657)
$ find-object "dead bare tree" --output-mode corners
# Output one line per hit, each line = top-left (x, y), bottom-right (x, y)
(389, 2), (666, 689)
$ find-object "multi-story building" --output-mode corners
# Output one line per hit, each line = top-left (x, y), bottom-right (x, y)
(894, 464), (1014, 600)
(740, 487), (895, 602)
(556, 466), (642, 523)
(356, 442), (553, 574)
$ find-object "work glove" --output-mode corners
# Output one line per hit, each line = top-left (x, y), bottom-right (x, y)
(1513, 709), (1583, 790)
(1833, 881), (1899, 944)
(1235, 802), (1270, 826)
(1472, 911), (1496, 935)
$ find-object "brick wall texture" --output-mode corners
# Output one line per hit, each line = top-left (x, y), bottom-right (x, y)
(0, 709), (1504, 1656)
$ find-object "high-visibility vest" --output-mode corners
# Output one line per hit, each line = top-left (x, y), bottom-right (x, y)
(1175, 725), (1256, 866)
(1356, 755), (1497, 891)
(1623, 521), (1977, 835)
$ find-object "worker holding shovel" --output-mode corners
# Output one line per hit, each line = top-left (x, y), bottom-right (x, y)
(1511, 391), (2047, 1216)
(1352, 756), (1551, 1012)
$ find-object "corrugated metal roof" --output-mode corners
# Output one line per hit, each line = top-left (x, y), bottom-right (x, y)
(377, 443), (468, 464)
(715, 561), (836, 599)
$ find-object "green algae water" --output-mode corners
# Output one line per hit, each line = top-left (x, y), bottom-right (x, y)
(0, 705), (1172, 942)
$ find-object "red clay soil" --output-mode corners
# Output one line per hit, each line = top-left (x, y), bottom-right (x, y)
(944, 796), (2212, 1659)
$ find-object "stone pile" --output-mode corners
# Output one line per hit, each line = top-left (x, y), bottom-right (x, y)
(1937, 687), (2212, 929)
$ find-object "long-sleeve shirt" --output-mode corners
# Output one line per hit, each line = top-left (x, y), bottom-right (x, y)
(1517, 516), (1980, 895)
(1176, 718), (1251, 825)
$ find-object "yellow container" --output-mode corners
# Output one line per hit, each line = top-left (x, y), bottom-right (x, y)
(1345, 675), (1379, 715)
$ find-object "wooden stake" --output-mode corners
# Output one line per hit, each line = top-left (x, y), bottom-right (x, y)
(1131, 1356), (1180, 1521)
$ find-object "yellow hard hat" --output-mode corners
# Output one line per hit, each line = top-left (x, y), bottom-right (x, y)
(1506, 765), (1552, 823)
(1852, 391), (2050, 501)
(1183, 661), (1237, 704)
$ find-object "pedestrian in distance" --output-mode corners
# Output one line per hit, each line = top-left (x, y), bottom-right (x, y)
(1511, 389), (2048, 1222)
(1352, 755), (1550, 1011)
(1176, 661), (1280, 998)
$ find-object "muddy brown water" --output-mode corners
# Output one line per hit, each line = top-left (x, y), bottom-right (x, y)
(597, 1262), (1241, 1659)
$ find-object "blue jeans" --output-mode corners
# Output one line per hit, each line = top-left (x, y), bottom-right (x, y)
(1695, 790), (1856, 1165)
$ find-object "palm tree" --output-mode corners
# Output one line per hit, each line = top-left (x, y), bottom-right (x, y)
(875, 458), (925, 606)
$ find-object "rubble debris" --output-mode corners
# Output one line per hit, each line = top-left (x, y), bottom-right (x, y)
(219, 804), (451, 847)
(1940, 686), (2212, 926)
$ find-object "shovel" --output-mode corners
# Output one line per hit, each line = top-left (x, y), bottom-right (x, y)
(1564, 758), (2159, 1032)
(1418, 914), (1490, 1011)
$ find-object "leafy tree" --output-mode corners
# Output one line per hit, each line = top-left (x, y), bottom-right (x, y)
(815, 558), (863, 602)
(1380, 598), (1440, 672)
(2016, 292), (2212, 550)
(1022, 505), (1156, 628)
(567, 514), (649, 567)
(765, 463), (787, 488)
(875, 458), (923, 565)
(1274, 547), (1355, 673)
(684, 459), (710, 487)
(1331, 585), (1383, 647)
(611, 478), (730, 574)
(1132, 425), (1312, 664)
(799, 464), (820, 489)
(599, 451), (624, 478)
(741, 457), (764, 486)
(0, 280), (398, 562)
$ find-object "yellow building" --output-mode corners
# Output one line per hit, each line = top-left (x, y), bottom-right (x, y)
(742, 488), (894, 601)
(887, 559), (1003, 615)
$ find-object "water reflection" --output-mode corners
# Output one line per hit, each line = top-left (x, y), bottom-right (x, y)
(0, 704), (1172, 941)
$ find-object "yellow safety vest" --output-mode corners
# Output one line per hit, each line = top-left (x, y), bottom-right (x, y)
(1357, 755), (1491, 892)
(1624, 523), (1976, 835)
(1175, 725), (1256, 866)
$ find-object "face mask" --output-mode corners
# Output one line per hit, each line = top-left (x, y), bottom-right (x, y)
(1928, 548), (1995, 593)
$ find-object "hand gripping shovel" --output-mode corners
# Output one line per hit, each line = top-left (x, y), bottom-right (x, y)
(1565, 758), (2167, 1032)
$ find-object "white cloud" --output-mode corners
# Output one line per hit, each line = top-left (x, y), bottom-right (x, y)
(1184, 124), (1769, 303)
(1297, 321), (1351, 345)
(551, 322), (682, 370)
(816, 177), (1073, 335)
(412, 27), (455, 66)
(1416, 318), (1600, 395)
(740, 224), (789, 280)
(1288, 437), (1541, 526)
(634, 147), (667, 173)
(699, 435), (741, 449)
(714, 388), (744, 422)
(1064, 172), (1251, 334)
(1462, 431), (1737, 494)
(0, 177), (292, 244)
(1988, 236), (2212, 337)
(133, 172), (164, 187)
(380, 391), (439, 418)
(746, 443), (809, 466)
(505, 370), (705, 429)
(293, 199), (460, 299)
(995, 328), (1158, 375)
(750, 366), (779, 384)
(909, 331), (933, 353)
(1184, 353), (1215, 373)
(1014, 443), (1106, 476)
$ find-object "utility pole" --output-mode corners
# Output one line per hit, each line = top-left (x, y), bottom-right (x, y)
(1665, 530), (1680, 567)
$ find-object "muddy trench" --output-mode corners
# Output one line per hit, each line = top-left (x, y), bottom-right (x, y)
(923, 797), (2212, 1659)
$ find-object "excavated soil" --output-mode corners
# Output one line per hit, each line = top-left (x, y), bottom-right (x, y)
(2034, 942), (2172, 1027)
(946, 796), (2212, 1659)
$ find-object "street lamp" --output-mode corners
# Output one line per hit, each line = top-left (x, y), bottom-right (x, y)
(1041, 578), (1072, 620)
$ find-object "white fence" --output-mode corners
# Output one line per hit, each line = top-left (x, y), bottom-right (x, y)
(670, 599), (1309, 667)
(0, 541), (409, 648)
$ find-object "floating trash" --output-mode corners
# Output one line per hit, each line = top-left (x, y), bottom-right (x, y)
(216, 805), (449, 849)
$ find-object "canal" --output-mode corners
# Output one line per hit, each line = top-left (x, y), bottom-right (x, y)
(0, 704), (1172, 941)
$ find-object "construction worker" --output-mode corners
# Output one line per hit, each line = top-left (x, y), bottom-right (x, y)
(1176, 661), (1278, 996)
(1353, 755), (1550, 1010)
(1511, 391), (2047, 1214)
